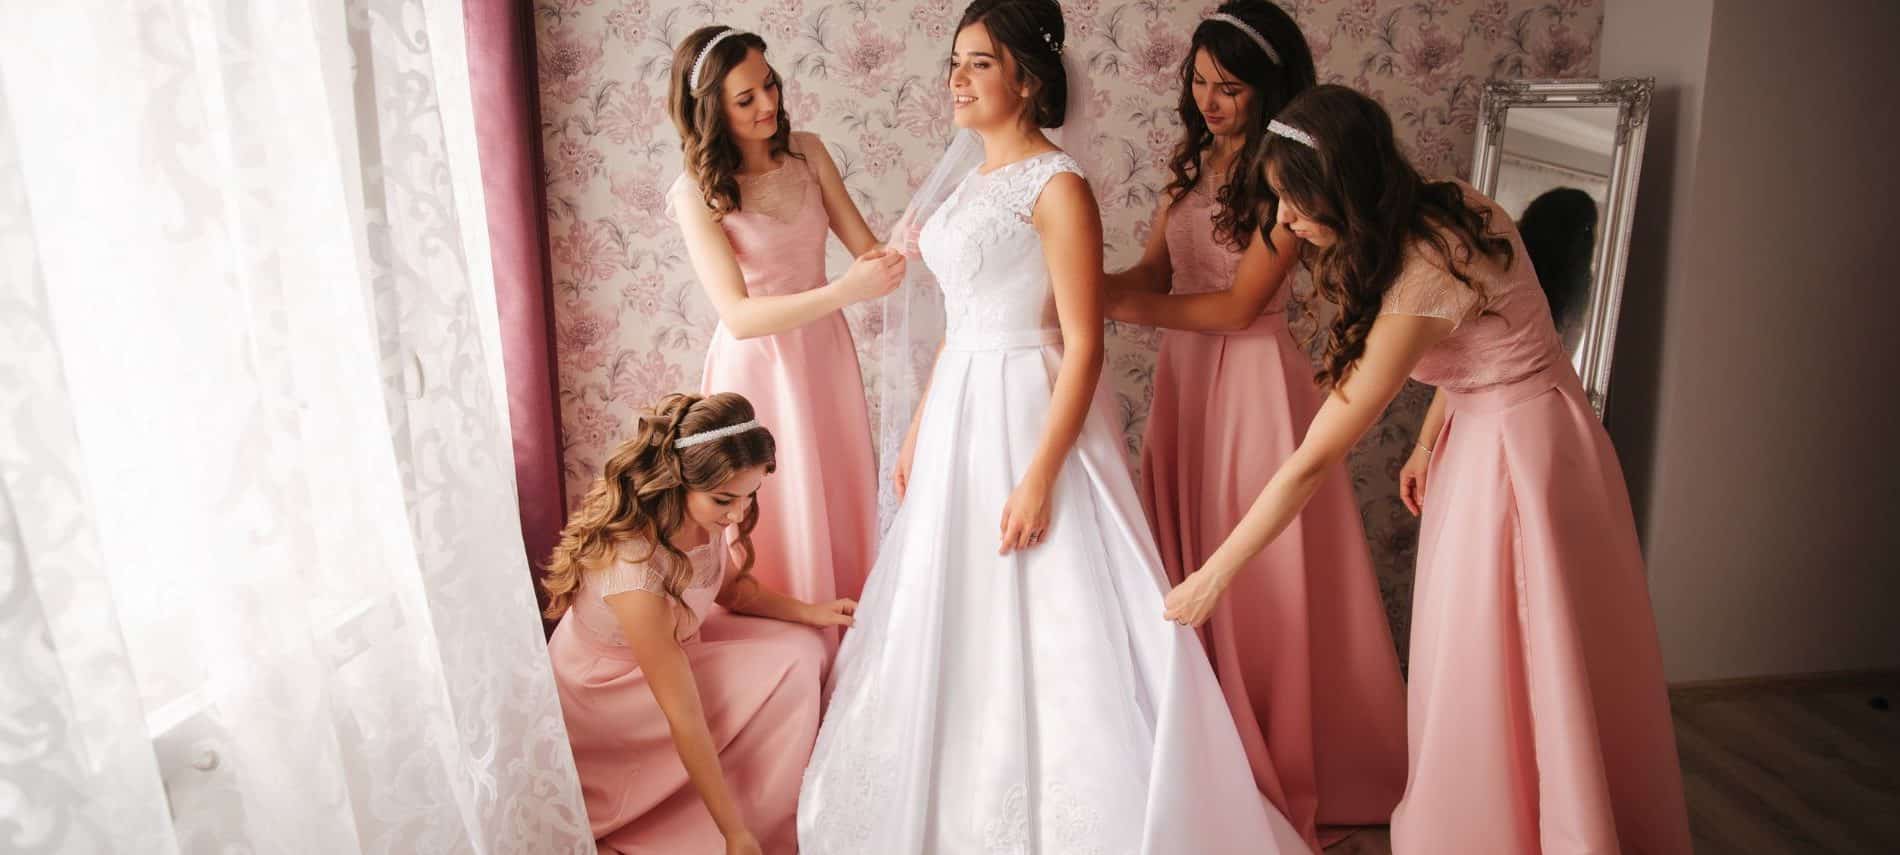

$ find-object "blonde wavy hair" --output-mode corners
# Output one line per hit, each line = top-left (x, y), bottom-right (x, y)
(542, 392), (776, 619)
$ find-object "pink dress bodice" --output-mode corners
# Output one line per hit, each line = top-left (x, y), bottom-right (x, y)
(568, 541), (725, 647)
(1380, 183), (1567, 392)
(672, 158), (827, 297)
(1162, 175), (1287, 316)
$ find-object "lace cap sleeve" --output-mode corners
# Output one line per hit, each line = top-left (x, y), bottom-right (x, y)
(1380, 240), (1483, 327)
(1028, 152), (1084, 184)
(598, 551), (668, 599)
(1013, 152), (1086, 219)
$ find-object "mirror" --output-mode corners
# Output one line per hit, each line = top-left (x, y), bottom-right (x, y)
(1471, 77), (1653, 417)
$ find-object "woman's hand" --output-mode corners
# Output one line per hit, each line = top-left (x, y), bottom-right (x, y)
(1162, 566), (1233, 629)
(1101, 281), (1136, 323)
(1400, 442), (1432, 517)
(836, 248), (906, 304)
(998, 474), (1053, 554)
(801, 598), (858, 628)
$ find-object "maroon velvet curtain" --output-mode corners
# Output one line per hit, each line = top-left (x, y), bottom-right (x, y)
(462, 0), (566, 613)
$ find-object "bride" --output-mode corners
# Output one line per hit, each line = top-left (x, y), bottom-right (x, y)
(796, 1), (1312, 853)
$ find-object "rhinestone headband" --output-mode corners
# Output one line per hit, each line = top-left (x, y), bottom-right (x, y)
(1204, 13), (1281, 66)
(1040, 29), (1064, 55)
(675, 419), (762, 448)
(688, 28), (746, 90)
(1267, 119), (1314, 148)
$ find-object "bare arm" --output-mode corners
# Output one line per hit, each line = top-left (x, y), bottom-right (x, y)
(998, 171), (1104, 553)
(799, 133), (883, 256)
(1102, 197), (1174, 295)
(1399, 386), (1449, 516)
(1107, 223), (1302, 332)
(608, 592), (752, 839)
(715, 544), (855, 628)
(1163, 312), (1455, 624)
(1028, 172), (1104, 483)
(672, 178), (902, 340)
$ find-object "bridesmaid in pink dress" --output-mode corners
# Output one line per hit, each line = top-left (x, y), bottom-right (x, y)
(543, 392), (856, 855)
(666, 26), (903, 615)
(1104, 3), (1405, 846)
(1165, 85), (1692, 854)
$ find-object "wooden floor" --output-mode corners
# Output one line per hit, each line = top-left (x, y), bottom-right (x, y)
(1321, 672), (1900, 854)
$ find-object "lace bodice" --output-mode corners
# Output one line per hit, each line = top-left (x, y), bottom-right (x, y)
(918, 151), (1084, 346)
(732, 160), (811, 223)
(567, 541), (726, 647)
(667, 156), (827, 298)
(1160, 173), (1288, 318)
(1378, 182), (1567, 391)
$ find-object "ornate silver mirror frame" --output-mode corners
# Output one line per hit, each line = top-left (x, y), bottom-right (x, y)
(1471, 77), (1654, 418)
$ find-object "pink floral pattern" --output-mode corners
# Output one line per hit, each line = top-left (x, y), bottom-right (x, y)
(609, 168), (670, 236)
(837, 21), (905, 98)
(535, 0), (1602, 658)
(550, 219), (618, 287)
(608, 346), (686, 406)
(556, 300), (622, 375)
(1125, 30), (1191, 95)
(598, 80), (667, 147)
(857, 133), (905, 177)
(538, 24), (604, 104)
(546, 134), (605, 196)
(605, 0), (652, 42)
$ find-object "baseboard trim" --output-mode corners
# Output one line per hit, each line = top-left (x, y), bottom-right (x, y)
(1668, 667), (1900, 702)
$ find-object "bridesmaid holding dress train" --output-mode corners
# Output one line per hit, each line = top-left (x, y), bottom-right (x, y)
(1166, 85), (1692, 855)
(1104, 3), (1406, 846)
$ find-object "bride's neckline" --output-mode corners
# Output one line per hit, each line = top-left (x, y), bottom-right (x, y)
(975, 148), (1064, 177)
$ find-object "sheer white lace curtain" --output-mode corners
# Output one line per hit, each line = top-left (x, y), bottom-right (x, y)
(0, 2), (591, 852)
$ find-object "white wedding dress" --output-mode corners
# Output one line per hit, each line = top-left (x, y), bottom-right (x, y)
(797, 150), (1312, 855)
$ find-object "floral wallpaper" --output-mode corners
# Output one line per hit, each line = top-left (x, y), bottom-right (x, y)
(535, 0), (1602, 656)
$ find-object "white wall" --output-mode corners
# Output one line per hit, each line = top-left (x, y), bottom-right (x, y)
(1601, 0), (1900, 682)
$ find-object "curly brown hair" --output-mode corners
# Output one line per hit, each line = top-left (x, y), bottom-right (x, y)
(667, 26), (802, 220)
(1261, 85), (1513, 389)
(1164, 0), (1314, 250)
(541, 392), (776, 620)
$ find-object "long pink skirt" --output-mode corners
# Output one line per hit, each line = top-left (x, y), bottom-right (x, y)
(549, 611), (828, 854)
(1139, 319), (1409, 848)
(1392, 363), (1692, 854)
(701, 314), (878, 612)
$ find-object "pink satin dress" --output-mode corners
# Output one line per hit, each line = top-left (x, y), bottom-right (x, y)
(1386, 184), (1692, 854)
(547, 542), (827, 854)
(682, 154), (879, 620)
(1136, 176), (1408, 848)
